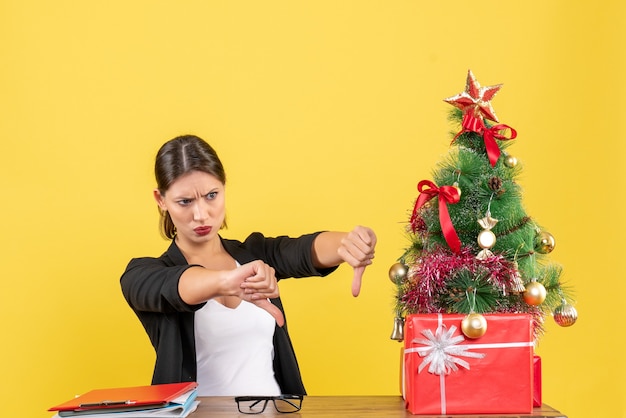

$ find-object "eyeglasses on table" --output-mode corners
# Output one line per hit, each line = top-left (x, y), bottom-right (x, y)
(234, 394), (303, 414)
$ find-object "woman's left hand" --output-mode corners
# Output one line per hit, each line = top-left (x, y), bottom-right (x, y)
(337, 226), (377, 297)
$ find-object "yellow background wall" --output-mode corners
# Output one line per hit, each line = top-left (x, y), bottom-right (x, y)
(1, 1), (624, 417)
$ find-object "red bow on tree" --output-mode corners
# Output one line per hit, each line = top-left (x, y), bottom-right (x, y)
(454, 113), (517, 167)
(410, 180), (461, 253)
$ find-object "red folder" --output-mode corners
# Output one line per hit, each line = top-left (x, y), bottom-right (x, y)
(48, 382), (197, 413)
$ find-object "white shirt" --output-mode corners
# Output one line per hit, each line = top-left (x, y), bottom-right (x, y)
(194, 298), (281, 396)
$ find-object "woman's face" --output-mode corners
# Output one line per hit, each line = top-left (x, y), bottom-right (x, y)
(154, 170), (226, 245)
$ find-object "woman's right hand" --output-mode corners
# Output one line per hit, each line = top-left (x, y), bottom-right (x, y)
(179, 260), (285, 326)
(233, 261), (284, 327)
(236, 260), (279, 300)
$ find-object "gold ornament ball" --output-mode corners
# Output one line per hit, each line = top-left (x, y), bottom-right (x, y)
(553, 303), (578, 327)
(461, 313), (488, 339)
(388, 262), (408, 283)
(523, 281), (547, 306)
(477, 230), (496, 249)
(452, 182), (462, 198)
(535, 231), (556, 254)
(504, 155), (518, 168)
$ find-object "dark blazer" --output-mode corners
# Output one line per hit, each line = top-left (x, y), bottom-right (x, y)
(120, 231), (336, 395)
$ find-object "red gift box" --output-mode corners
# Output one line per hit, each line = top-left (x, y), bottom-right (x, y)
(533, 355), (542, 407)
(404, 313), (534, 415)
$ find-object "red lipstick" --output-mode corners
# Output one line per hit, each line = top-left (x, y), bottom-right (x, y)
(194, 226), (212, 236)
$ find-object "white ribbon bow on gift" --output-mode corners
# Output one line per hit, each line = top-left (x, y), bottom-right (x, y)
(411, 323), (485, 375)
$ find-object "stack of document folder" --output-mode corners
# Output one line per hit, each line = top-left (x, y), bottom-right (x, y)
(48, 382), (199, 418)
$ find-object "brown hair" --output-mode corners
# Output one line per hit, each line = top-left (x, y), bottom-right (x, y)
(155, 135), (227, 239)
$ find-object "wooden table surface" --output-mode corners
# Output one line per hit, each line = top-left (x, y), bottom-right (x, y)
(193, 396), (567, 417)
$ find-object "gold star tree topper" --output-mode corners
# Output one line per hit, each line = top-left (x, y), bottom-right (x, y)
(444, 70), (502, 123)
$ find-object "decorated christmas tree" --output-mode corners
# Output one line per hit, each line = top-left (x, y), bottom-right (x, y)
(390, 70), (578, 342)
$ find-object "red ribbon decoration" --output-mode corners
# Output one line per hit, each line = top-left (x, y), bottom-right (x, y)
(410, 180), (461, 253)
(453, 113), (517, 167)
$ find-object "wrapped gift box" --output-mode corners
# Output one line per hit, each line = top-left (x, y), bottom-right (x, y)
(404, 313), (534, 415)
(533, 355), (542, 407)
